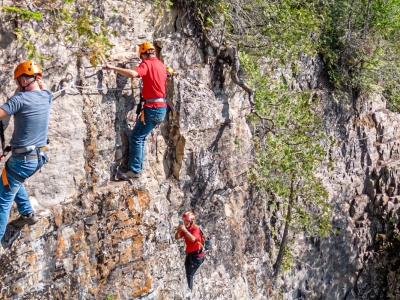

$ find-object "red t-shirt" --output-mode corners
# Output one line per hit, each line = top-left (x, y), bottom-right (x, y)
(179, 225), (205, 257)
(135, 57), (167, 108)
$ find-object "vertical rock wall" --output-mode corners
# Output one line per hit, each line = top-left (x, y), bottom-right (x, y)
(0, 1), (261, 299)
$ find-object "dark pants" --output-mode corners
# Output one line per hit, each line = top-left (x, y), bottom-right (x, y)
(184, 252), (205, 290)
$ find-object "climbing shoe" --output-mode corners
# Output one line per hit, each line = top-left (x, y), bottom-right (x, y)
(9, 213), (39, 229)
(116, 170), (142, 180)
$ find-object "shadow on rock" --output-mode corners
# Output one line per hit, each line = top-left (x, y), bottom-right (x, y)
(1, 224), (21, 249)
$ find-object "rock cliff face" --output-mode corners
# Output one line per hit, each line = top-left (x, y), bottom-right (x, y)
(0, 1), (399, 300)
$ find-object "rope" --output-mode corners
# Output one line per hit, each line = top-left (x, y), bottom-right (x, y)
(294, 257), (321, 270)
(51, 85), (73, 95)
(74, 83), (139, 91)
(0, 120), (5, 152)
(355, 132), (392, 141)
(51, 81), (140, 95)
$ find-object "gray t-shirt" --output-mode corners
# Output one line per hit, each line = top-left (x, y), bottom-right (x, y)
(1, 90), (52, 149)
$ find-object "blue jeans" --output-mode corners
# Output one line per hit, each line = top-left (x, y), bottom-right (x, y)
(0, 156), (41, 241)
(129, 107), (167, 173)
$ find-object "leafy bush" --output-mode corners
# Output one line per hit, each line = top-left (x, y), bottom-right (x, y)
(319, 0), (400, 110)
(2, 0), (113, 65)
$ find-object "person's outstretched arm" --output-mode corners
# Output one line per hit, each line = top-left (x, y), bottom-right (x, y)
(103, 63), (139, 79)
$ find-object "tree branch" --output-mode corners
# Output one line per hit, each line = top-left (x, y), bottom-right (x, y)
(273, 180), (295, 278)
(225, 45), (255, 108)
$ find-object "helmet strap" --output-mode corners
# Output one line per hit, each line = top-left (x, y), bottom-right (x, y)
(19, 75), (37, 92)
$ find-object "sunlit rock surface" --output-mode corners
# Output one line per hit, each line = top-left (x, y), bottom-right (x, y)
(0, 2), (399, 300)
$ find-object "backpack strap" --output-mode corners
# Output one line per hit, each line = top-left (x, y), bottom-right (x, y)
(194, 225), (204, 250)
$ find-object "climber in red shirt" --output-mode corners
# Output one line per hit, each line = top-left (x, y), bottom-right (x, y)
(103, 42), (167, 180)
(175, 211), (205, 291)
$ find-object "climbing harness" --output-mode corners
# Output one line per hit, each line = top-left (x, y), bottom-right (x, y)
(133, 64), (176, 125)
(138, 98), (169, 126)
(0, 124), (49, 191)
(133, 82), (168, 125)
(145, 98), (167, 104)
(166, 100), (176, 112)
(1, 145), (49, 191)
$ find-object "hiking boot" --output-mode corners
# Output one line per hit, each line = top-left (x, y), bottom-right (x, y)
(9, 213), (39, 229)
(116, 170), (142, 180)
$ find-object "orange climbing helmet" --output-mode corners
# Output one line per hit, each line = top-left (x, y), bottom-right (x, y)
(14, 60), (42, 79)
(182, 211), (195, 222)
(138, 42), (155, 55)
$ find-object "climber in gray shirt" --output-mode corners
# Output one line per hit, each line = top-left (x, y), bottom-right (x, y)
(2, 90), (52, 149)
(0, 60), (52, 247)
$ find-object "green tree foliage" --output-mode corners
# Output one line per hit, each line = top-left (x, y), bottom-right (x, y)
(318, 0), (400, 111)
(155, 0), (174, 12)
(242, 53), (332, 275)
(181, 0), (400, 111)
(226, 0), (326, 62)
(2, 0), (113, 65)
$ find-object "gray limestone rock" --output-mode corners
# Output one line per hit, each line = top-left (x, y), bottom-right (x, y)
(0, 1), (399, 300)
